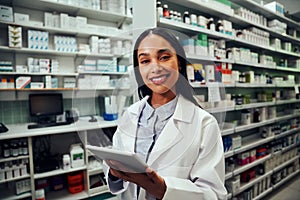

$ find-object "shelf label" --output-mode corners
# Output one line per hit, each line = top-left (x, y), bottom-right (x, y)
(207, 82), (221, 102)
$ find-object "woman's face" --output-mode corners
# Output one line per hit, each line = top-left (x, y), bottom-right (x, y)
(137, 34), (179, 96)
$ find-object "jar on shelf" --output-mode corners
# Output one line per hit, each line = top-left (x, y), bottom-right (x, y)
(241, 109), (251, 125)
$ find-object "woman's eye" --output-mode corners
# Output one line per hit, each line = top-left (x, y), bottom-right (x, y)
(160, 55), (171, 61)
(140, 59), (149, 64)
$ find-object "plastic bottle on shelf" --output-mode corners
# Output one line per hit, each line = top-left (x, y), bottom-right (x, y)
(156, 1), (163, 18)
(63, 154), (71, 170)
(183, 11), (190, 24)
(177, 12), (182, 22)
(207, 17), (215, 31)
(216, 20), (224, 33)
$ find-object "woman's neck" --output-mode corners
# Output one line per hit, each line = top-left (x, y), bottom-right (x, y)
(151, 91), (176, 109)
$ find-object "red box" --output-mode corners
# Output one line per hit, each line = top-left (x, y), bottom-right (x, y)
(68, 184), (83, 194)
(67, 172), (83, 186)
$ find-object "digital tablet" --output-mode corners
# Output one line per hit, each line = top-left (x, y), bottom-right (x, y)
(86, 145), (148, 173)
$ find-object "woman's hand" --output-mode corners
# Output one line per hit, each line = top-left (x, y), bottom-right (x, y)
(106, 160), (166, 199)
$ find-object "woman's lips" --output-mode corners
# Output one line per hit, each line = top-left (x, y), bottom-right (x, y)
(149, 74), (169, 85)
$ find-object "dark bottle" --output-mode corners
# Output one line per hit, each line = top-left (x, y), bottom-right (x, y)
(253, 109), (260, 123)
(22, 141), (28, 155)
(3, 143), (10, 158)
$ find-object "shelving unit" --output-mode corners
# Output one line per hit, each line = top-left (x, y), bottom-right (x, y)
(0, 0), (132, 199)
(132, 0), (300, 199)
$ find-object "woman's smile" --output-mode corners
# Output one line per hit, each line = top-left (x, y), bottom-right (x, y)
(149, 74), (170, 85)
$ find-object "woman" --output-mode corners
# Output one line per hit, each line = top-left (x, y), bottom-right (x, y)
(104, 27), (227, 200)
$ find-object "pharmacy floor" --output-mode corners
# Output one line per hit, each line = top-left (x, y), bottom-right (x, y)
(262, 173), (300, 200)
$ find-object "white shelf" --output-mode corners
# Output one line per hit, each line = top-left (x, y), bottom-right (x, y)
(89, 185), (109, 196)
(45, 189), (89, 200)
(0, 174), (30, 184)
(252, 186), (273, 200)
(272, 169), (300, 190)
(230, 0), (300, 31)
(88, 167), (104, 176)
(234, 136), (274, 154)
(159, 19), (300, 58)
(0, 191), (31, 200)
(225, 171), (233, 180)
(34, 166), (87, 179)
(12, 0), (132, 24)
(273, 155), (300, 173)
(0, 155), (29, 163)
(0, 117), (118, 140)
(233, 155), (271, 176)
(236, 170), (273, 196)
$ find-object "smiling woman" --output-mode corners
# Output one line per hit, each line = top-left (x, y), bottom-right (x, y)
(103, 27), (227, 200)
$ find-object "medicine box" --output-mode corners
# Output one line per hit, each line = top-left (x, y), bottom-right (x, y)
(0, 5), (13, 22)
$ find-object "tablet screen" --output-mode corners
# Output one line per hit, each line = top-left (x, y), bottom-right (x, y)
(86, 145), (148, 173)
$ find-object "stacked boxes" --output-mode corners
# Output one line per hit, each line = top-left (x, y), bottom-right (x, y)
(8, 26), (22, 48)
(28, 30), (49, 50)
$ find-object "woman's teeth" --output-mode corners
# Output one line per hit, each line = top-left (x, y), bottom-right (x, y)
(150, 75), (167, 84)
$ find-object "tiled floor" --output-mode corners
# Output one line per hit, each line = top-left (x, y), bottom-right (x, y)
(262, 173), (300, 200)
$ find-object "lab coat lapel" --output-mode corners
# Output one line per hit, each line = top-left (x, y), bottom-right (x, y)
(147, 95), (195, 167)
(117, 96), (149, 152)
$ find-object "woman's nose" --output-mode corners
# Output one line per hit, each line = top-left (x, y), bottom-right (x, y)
(150, 60), (163, 73)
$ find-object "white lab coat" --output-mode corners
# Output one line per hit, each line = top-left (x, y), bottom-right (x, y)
(104, 94), (227, 200)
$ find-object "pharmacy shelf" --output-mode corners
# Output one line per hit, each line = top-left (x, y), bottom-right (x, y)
(230, 14), (300, 45)
(233, 155), (271, 176)
(171, 0), (234, 18)
(0, 72), (78, 76)
(236, 170), (273, 196)
(0, 21), (132, 41)
(273, 155), (299, 173)
(34, 166), (87, 179)
(45, 189), (89, 200)
(235, 101), (275, 110)
(187, 53), (234, 63)
(158, 18), (234, 40)
(0, 191), (31, 200)
(0, 155), (29, 163)
(88, 167), (104, 176)
(12, 0), (132, 24)
(89, 185), (109, 196)
(272, 169), (300, 190)
(0, 46), (121, 58)
(252, 186), (273, 200)
(230, 0), (300, 31)
(234, 136), (274, 154)
(0, 174), (30, 184)
(274, 127), (300, 140)
(159, 19), (300, 58)
(225, 171), (233, 180)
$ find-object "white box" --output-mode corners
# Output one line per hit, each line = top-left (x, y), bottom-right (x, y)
(30, 82), (44, 89)
(14, 13), (29, 23)
(0, 5), (13, 22)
